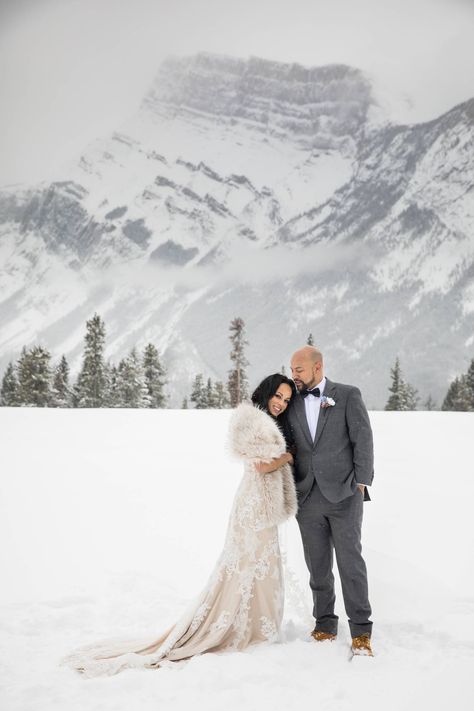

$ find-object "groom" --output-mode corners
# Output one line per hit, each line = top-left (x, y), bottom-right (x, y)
(287, 345), (374, 656)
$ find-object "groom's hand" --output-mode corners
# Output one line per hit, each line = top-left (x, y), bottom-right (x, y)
(357, 484), (365, 494)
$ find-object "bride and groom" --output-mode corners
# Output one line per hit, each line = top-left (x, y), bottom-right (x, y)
(64, 345), (374, 676)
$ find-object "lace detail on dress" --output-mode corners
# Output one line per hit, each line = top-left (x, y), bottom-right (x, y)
(62, 459), (289, 677)
(260, 616), (278, 642)
(189, 602), (212, 634)
(210, 611), (231, 634)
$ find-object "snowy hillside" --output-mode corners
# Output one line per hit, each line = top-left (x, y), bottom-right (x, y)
(0, 53), (473, 406)
(0, 408), (472, 711)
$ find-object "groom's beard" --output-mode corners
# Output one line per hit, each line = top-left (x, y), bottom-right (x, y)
(294, 376), (319, 391)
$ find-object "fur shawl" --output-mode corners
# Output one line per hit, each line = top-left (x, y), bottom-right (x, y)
(228, 402), (298, 527)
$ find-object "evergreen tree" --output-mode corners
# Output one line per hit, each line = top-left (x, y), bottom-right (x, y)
(205, 377), (216, 408)
(385, 358), (403, 410)
(213, 380), (230, 409)
(16, 347), (30, 405)
(466, 358), (474, 410)
(385, 357), (418, 411)
(105, 363), (120, 408)
(227, 317), (249, 407)
(182, 397), (189, 409)
(115, 348), (150, 408)
(307, 333), (314, 346)
(16, 346), (52, 407)
(442, 375), (471, 411)
(142, 343), (167, 408)
(75, 314), (108, 407)
(0, 362), (19, 406)
(190, 373), (207, 408)
(403, 382), (419, 410)
(51, 355), (71, 407)
(423, 394), (436, 411)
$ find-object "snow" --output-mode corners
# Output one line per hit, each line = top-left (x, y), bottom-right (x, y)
(1, 57), (473, 409)
(0, 409), (473, 710)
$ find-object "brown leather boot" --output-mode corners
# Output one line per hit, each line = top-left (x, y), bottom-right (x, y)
(351, 633), (374, 657)
(311, 630), (337, 642)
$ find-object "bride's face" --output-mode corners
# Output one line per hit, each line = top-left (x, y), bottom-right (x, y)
(268, 383), (293, 417)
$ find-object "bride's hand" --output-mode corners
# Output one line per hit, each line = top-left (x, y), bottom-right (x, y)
(255, 451), (293, 473)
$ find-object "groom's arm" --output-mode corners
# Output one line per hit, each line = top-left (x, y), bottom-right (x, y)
(346, 387), (374, 487)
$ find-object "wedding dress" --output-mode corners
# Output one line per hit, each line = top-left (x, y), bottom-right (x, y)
(62, 403), (299, 677)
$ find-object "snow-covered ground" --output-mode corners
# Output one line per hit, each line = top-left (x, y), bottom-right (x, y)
(0, 409), (473, 711)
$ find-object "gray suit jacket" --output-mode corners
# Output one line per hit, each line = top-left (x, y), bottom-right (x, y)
(287, 378), (374, 504)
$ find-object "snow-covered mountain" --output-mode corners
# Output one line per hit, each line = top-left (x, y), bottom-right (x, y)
(1, 53), (473, 407)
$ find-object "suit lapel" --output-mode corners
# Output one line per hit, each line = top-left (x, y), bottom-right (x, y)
(293, 393), (314, 447)
(313, 379), (337, 449)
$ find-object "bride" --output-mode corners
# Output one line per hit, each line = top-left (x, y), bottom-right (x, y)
(63, 373), (298, 677)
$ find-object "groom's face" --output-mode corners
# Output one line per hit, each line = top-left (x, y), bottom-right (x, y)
(290, 353), (323, 390)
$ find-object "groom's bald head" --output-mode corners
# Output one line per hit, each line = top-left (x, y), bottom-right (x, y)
(293, 346), (323, 364)
(290, 346), (324, 390)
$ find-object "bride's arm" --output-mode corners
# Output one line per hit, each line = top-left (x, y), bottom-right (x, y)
(255, 451), (293, 474)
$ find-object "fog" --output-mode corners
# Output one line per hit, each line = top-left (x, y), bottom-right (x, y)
(1, 0), (473, 185)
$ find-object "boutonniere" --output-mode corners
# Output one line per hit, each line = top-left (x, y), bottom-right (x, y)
(320, 396), (336, 409)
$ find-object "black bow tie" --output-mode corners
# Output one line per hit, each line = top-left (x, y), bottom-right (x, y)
(301, 387), (320, 399)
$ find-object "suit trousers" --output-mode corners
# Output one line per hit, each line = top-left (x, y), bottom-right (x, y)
(296, 479), (372, 638)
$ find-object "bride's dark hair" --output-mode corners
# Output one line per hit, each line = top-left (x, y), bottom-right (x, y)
(251, 373), (296, 413)
(251, 373), (296, 449)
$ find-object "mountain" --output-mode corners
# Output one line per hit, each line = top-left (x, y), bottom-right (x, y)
(0, 53), (473, 407)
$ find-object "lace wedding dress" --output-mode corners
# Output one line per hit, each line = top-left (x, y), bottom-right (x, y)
(62, 403), (299, 677)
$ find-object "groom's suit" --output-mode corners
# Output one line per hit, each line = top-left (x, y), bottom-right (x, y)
(287, 377), (374, 637)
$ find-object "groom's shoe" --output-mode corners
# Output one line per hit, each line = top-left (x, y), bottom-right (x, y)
(351, 634), (374, 657)
(311, 630), (337, 642)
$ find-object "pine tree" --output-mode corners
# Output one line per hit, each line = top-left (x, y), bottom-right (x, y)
(213, 380), (230, 409)
(205, 377), (216, 408)
(182, 397), (189, 409)
(142, 343), (167, 408)
(442, 375), (471, 411)
(190, 374), (207, 408)
(385, 357), (418, 411)
(16, 346), (52, 407)
(466, 358), (474, 410)
(105, 363), (120, 408)
(227, 317), (249, 407)
(385, 358), (403, 410)
(423, 394), (436, 411)
(0, 362), (19, 406)
(75, 314), (108, 407)
(307, 333), (314, 346)
(403, 382), (419, 410)
(115, 348), (150, 408)
(51, 355), (71, 407)
(16, 347), (31, 405)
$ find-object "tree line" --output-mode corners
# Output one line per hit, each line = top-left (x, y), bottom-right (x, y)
(0, 315), (167, 408)
(1, 319), (472, 410)
(384, 356), (474, 411)
(0, 314), (250, 409)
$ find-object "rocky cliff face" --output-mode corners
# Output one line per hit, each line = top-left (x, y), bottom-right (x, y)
(0, 54), (473, 407)
(144, 54), (372, 149)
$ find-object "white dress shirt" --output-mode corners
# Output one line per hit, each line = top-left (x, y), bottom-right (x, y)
(304, 377), (326, 441)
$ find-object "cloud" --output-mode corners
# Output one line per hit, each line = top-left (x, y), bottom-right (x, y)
(1, 0), (473, 185)
(96, 240), (372, 294)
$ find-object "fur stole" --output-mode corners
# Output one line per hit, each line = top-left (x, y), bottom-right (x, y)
(228, 402), (298, 527)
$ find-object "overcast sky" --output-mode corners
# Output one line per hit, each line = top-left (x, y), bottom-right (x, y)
(1, 0), (473, 186)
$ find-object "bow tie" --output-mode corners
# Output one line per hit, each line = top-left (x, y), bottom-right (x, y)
(301, 387), (320, 399)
